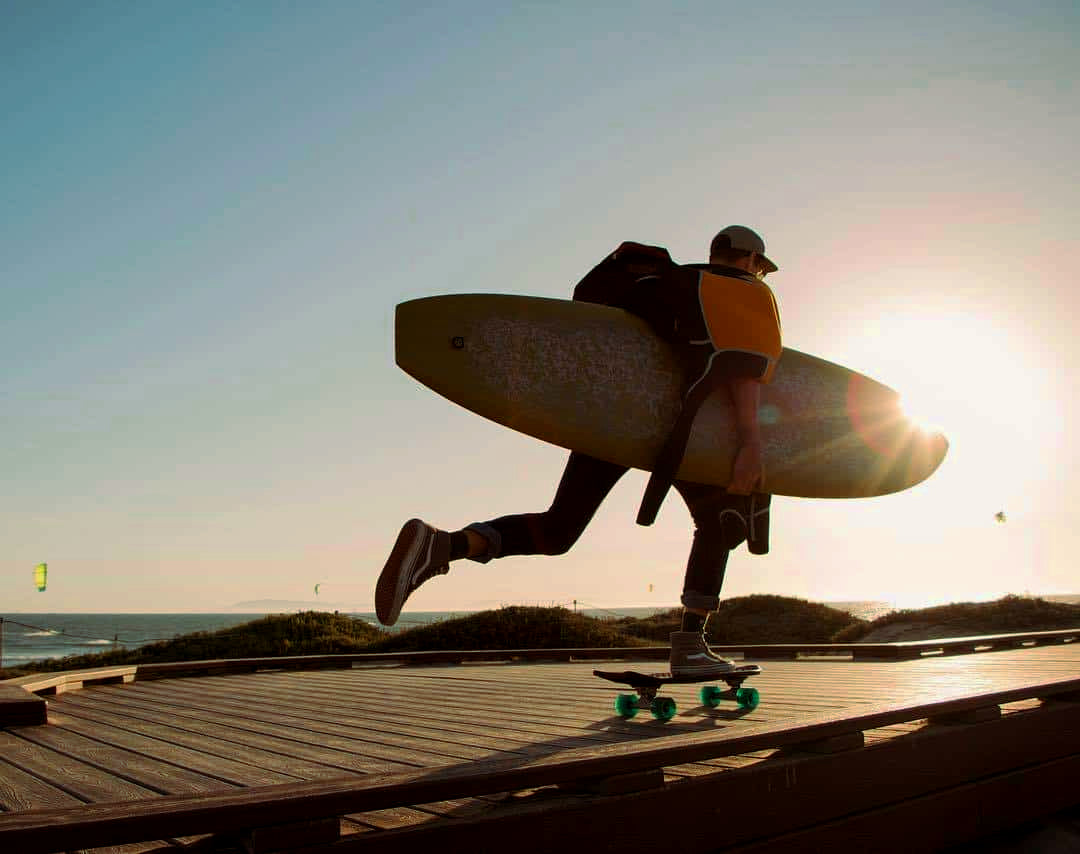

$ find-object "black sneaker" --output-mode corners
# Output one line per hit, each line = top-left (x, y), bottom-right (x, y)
(375, 519), (451, 626)
(668, 631), (737, 677)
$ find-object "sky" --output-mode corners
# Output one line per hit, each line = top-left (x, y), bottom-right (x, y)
(2, 1), (1077, 614)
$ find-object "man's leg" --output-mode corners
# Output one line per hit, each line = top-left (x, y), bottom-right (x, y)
(375, 453), (627, 625)
(666, 483), (748, 675)
(461, 452), (628, 561)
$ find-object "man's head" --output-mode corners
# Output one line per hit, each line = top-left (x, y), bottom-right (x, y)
(709, 226), (778, 279)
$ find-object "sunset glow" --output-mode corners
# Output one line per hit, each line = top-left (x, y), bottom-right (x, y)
(2, 3), (1075, 612)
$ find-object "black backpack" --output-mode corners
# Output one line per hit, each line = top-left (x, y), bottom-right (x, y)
(572, 242), (675, 307)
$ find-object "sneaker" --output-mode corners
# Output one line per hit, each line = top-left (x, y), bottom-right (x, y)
(668, 631), (737, 677)
(375, 519), (451, 626)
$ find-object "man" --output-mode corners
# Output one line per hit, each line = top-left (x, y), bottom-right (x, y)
(375, 226), (780, 677)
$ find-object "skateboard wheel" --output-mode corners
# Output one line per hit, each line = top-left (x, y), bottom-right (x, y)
(735, 687), (760, 709)
(650, 697), (677, 721)
(614, 693), (639, 718)
(699, 685), (724, 708)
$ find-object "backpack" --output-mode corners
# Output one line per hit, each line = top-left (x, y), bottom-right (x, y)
(572, 242), (675, 306)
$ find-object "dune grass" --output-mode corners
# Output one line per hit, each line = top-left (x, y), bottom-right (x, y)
(616, 594), (863, 644)
(366, 605), (646, 653)
(832, 594), (1080, 642)
(0, 612), (387, 679)
(2, 595), (1078, 680)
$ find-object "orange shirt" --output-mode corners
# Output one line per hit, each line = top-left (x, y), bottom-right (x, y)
(697, 271), (782, 384)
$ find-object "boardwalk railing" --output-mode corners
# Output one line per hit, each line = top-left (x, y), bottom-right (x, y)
(4, 627), (1078, 698)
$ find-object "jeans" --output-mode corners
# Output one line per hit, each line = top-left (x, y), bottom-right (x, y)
(467, 452), (763, 612)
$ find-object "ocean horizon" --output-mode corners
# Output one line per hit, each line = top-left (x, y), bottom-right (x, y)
(4, 595), (1078, 668)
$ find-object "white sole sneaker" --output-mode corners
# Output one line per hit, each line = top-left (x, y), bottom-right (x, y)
(670, 659), (739, 677)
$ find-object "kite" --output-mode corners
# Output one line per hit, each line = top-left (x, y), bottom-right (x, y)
(994, 511), (1007, 524)
(35, 563), (47, 592)
(314, 583), (321, 596)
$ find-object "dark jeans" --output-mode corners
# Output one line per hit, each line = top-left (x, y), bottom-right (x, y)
(467, 452), (760, 612)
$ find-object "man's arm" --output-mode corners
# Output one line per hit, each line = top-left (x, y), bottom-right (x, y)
(728, 376), (763, 495)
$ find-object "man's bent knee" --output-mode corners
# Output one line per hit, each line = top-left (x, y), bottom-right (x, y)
(527, 514), (580, 556)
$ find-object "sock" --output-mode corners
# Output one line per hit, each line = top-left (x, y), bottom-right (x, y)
(681, 610), (708, 633)
(449, 531), (470, 561)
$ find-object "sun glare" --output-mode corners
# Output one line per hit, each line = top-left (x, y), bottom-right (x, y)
(898, 393), (944, 437)
(841, 303), (1059, 502)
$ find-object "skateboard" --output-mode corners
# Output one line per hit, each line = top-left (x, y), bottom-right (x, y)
(594, 665), (761, 721)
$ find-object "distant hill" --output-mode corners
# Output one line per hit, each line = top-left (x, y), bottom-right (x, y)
(612, 594), (862, 644)
(366, 605), (646, 652)
(833, 595), (1080, 642)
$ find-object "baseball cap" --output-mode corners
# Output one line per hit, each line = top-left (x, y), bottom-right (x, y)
(710, 225), (778, 274)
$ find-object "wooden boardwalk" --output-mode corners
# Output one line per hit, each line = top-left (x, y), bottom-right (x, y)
(1, 632), (1078, 853)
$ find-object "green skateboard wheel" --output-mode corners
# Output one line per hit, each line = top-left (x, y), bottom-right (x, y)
(650, 696), (677, 721)
(699, 685), (725, 707)
(736, 686), (760, 709)
(614, 693), (639, 718)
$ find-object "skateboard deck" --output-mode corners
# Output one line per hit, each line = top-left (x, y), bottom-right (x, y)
(594, 665), (761, 721)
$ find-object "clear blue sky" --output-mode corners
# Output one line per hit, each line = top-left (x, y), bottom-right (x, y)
(3, 1), (1077, 612)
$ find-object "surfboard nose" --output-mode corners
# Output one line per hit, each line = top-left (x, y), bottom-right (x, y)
(883, 425), (950, 493)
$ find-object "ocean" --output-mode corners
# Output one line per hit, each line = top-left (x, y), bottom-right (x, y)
(3, 597), (1076, 668)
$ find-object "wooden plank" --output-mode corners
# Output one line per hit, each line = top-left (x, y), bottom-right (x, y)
(204, 669), (810, 755)
(109, 682), (512, 764)
(239, 670), (667, 743)
(116, 674), (654, 744)
(107, 686), (460, 770)
(9, 666), (137, 696)
(346, 806), (446, 831)
(292, 665), (821, 723)
(45, 711), (302, 788)
(0, 732), (156, 803)
(129, 673), (609, 753)
(3, 674), (1079, 853)
(0, 757), (84, 811)
(133, 671), (721, 753)
(132, 648), (670, 680)
(172, 667), (664, 725)
(52, 695), (356, 781)
(12, 724), (236, 796)
(60, 691), (418, 776)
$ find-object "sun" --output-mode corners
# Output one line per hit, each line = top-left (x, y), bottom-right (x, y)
(839, 303), (1058, 497)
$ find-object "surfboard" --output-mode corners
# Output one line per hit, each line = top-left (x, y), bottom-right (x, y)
(395, 294), (948, 499)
